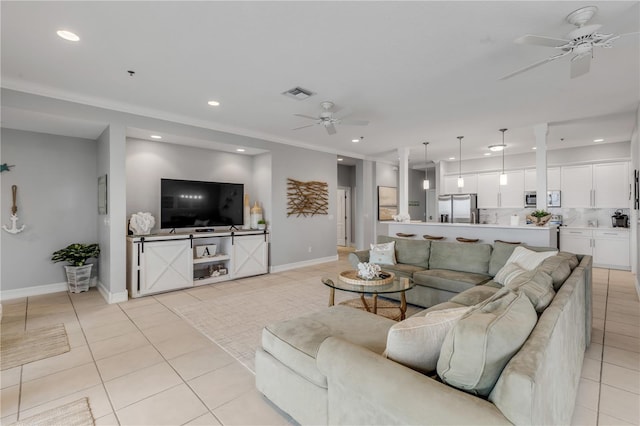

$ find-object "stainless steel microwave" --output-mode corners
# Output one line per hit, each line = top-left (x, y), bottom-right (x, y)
(525, 191), (561, 208)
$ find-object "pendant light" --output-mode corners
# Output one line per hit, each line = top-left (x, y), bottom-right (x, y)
(423, 142), (430, 190)
(499, 129), (508, 186)
(457, 136), (464, 188)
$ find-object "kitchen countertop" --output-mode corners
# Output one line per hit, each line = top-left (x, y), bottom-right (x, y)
(382, 221), (556, 230)
(560, 226), (630, 231)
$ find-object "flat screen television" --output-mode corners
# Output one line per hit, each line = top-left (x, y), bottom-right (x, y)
(160, 179), (244, 229)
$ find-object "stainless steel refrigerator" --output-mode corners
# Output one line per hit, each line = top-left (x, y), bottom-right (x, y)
(438, 194), (479, 223)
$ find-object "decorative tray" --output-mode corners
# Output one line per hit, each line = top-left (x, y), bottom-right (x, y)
(339, 270), (395, 286)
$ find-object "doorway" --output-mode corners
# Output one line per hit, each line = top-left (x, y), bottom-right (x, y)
(337, 187), (351, 247)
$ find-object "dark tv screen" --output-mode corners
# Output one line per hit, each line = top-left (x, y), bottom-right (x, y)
(160, 179), (244, 229)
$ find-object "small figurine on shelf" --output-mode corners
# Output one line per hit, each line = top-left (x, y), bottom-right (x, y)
(257, 219), (266, 230)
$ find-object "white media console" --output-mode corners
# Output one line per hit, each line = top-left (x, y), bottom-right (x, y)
(126, 230), (269, 298)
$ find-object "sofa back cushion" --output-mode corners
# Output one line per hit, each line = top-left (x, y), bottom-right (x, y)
(537, 256), (572, 290)
(437, 289), (537, 397)
(377, 236), (430, 269)
(384, 306), (471, 373)
(489, 241), (521, 276)
(429, 241), (492, 275)
(505, 269), (555, 312)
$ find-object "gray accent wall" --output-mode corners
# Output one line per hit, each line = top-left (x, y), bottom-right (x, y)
(126, 138), (254, 228)
(1, 129), (98, 291)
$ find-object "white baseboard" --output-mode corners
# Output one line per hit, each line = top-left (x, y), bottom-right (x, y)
(0, 282), (68, 301)
(270, 255), (338, 273)
(97, 282), (128, 304)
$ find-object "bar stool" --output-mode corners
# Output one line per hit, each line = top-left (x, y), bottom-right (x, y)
(423, 234), (445, 240)
(494, 239), (521, 245)
(456, 237), (479, 243)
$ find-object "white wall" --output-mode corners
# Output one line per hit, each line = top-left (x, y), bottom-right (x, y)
(1, 129), (98, 295)
(126, 138), (254, 228)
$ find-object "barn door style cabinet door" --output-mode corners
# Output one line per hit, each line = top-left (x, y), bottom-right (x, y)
(233, 234), (269, 279)
(138, 239), (193, 296)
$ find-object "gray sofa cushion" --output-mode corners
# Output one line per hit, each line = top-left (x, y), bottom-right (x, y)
(378, 236), (431, 269)
(558, 251), (579, 270)
(505, 270), (555, 312)
(537, 256), (572, 290)
(262, 305), (394, 387)
(429, 241), (492, 275)
(488, 241), (522, 276)
(380, 263), (427, 280)
(450, 285), (500, 306)
(437, 289), (538, 397)
(414, 269), (491, 293)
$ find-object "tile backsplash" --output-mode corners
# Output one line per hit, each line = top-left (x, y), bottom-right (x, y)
(480, 207), (631, 228)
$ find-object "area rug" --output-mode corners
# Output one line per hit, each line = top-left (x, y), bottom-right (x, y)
(12, 398), (94, 426)
(175, 278), (421, 372)
(1, 324), (70, 370)
(176, 279), (333, 372)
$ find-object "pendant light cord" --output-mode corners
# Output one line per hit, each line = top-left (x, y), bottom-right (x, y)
(500, 129), (507, 174)
(457, 136), (463, 177)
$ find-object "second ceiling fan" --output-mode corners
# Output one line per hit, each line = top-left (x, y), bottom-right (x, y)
(292, 101), (369, 135)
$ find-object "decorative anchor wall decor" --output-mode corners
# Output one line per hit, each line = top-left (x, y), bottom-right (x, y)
(3, 185), (25, 234)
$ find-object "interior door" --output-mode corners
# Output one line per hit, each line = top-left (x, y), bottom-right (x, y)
(337, 189), (347, 246)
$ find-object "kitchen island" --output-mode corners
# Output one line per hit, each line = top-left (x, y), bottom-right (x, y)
(383, 221), (558, 247)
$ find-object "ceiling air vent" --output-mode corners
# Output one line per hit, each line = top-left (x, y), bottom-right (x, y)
(282, 86), (315, 101)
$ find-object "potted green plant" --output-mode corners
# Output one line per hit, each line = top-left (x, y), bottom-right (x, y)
(51, 243), (100, 293)
(527, 210), (552, 226)
(257, 219), (267, 230)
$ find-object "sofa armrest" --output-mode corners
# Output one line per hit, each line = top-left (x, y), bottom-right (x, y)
(348, 250), (369, 268)
(317, 337), (510, 425)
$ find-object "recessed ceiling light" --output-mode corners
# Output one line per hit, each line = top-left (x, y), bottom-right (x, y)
(338, 158), (343, 161)
(593, 138), (604, 142)
(150, 135), (162, 139)
(207, 100), (220, 106)
(484, 153), (491, 156)
(532, 147), (537, 150)
(448, 157), (455, 160)
(236, 148), (245, 152)
(488, 144), (506, 152)
(56, 30), (80, 41)
(351, 139), (359, 143)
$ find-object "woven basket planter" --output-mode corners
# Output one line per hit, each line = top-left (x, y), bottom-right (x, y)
(64, 264), (93, 293)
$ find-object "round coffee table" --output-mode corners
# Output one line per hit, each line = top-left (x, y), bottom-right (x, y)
(321, 273), (415, 320)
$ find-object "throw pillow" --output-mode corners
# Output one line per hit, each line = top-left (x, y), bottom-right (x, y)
(493, 262), (527, 286)
(505, 269), (555, 312)
(505, 246), (558, 271)
(385, 306), (471, 373)
(369, 241), (397, 265)
(437, 289), (537, 397)
(536, 256), (572, 291)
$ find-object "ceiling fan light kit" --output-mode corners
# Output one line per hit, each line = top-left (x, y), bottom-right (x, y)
(501, 5), (632, 80)
(292, 101), (369, 136)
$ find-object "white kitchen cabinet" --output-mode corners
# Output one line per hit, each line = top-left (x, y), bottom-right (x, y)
(477, 171), (523, 208)
(524, 167), (561, 191)
(593, 162), (630, 208)
(561, 162), (630, 208)
(443, 174), (477, 194)
(593, 229), (630, 270)
(560, 228), (630, 270)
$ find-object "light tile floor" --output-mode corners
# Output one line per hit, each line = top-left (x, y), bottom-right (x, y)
(1, 252), (638, 425)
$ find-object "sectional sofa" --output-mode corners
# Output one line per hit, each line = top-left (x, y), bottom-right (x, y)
(255, 236), (593, 425)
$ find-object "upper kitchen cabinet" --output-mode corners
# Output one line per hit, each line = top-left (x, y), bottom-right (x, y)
(561, 162), (630, 208)
(442, 173), (478, 195)
(524, 167), (561, 191)
(477, 170), (524, 208)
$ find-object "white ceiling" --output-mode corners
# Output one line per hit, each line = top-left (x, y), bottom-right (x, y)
(1, 1), (639, 166)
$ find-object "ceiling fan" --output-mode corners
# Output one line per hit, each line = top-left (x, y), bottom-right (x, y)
(500, 6), (637, 80)
(292, 101), (369, 135)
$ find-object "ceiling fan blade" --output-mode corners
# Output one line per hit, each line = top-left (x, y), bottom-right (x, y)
(499, 51), (571, 80)
(340, 119), (369, 126)
(515, 34), (571, 48)
(293, 114), (319, 121)
(292, 124), (316, 131)
(326, 123), (337, 135)
(570, 54), (591, 79)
